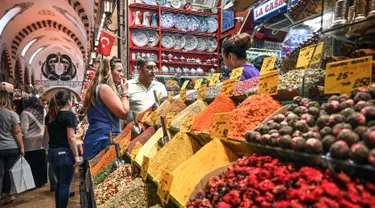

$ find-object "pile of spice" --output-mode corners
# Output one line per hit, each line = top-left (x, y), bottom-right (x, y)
(119, 133), (131, 156)
(137, 106), (153, 122)
(113, 122), (135, 143)
(92, 161), (116, 186)
(91, 146), (117, 176)
(171, 138), (238, 205)
(233, 77), (259, 95)
(127, 127), (156, 153)
(191, 94), (236, 133)
(148, 132), (202, 181)
(170, 100), (207, 129)
(135, 128), (168, 165)
(186, 90), (199, 101)
(229, 94), (282, 140)
(144, 99), (186, 125)
(89, 148), (107, 168)
(279, 69), (305, 89)
(94, 164), (135, 205)
(98, 178), (161, 208)
(205, 84), (222, 99)
(188, 154), (375, 208)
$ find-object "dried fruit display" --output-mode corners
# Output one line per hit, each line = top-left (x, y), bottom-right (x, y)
(279, 69), (305, 89)
(287, 0), (321, 21)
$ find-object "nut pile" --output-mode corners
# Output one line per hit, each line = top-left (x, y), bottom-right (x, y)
(233, 77), (259, 95)
(303, 67), (325, 96)
(279, 69), (305, 89)
(205, 84), (222, 99)
(287, 0), (321, 21)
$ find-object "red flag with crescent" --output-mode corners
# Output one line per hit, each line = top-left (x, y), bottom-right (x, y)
(96, 30), (115, 56)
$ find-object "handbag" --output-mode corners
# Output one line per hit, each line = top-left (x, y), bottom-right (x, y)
(9, 156), (36, 194)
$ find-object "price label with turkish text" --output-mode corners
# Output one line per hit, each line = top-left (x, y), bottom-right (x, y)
(296, 42), (324, 68)
(168, 91), (173, 102)
(209, 73), (221, 86)
(180, 113), (196, 132)
(130, 142), (142, 161)
(120, 139), (130, 155)
(221, 79), (236, 96)
(310, 42), (324, 65)
(141, 111), (150, 123)
(194, 79), (203, 90)
(260, 56), (277, 74)
(180, 90), (187, 102)
(324, 56), (372, 94)
(181, 80), (189, 90)
(149, 112), (157, 125)
(197, 84), (207, 100)
(157, 169), (174, 204)
(259, 70), (280, 95)
(230, 67), (244, 81)
(141, 155), (150, 181)
(166, 112), (175, 128)
(210, 112), (231, 140)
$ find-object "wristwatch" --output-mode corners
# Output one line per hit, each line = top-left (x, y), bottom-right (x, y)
(120, 92), (129, 98)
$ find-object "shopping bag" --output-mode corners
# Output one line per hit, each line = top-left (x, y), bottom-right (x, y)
(9, 156), (36, 194)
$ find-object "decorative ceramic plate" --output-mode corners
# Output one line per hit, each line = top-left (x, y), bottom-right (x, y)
(186, 16), (200, 31)
(171, 0), (181, 8)
(173, 33), (186, 50)
(196, 37), (207, 51)
(147, 30), (159, 47)
(198, 17), (209, 32)
(205, 37), (217, 52)
(184, 35), (198, 51)
(161, 13), (174, 28)
(158, 0), (168, 6)
(144, 0), (156, 4)
(132, 29), (149, 46)
(162, 33), (175, 48)
(174, 14), (188, 31)
(206, 17), (218, 33)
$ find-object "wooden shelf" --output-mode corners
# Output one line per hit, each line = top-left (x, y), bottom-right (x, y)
(129, 25), (160, 30)
(161, 28), (216, 36)
(161, 48), (217, 55)
(129, 3), (159, 9)
(130, 46), (159, 51)
(161, 6), (217, 16)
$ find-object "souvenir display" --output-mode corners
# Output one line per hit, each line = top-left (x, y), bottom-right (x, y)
(161, 12), (174, 28)
(173, 34), (185, 50)
(184, 35), (198, 51)
(133, 11), (142, 25)
(143, 0), (156, 5)
(142, 12), (151, 26)
(174, 14), (188, 31)
(186, 16), (200, 31)
(161, 33), (175, 48)
(132, 29), (149, 46)
(206, 17), (218, 32)
(205, 37), (217, 52)
(151, 13), (158, 26)
(198, 17), (209, 32)
(147, 30), (159, 47)
(171, 0), (181, 8)
(196, 37), (207, 51)
(184, 2), (192, 10)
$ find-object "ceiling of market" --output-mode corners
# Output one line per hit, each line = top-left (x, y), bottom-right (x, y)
(0, 0), (99, 85)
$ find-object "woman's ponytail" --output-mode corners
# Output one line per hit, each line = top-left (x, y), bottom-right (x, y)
(48, 96), (59, 123)
(48, 90), (72, 123)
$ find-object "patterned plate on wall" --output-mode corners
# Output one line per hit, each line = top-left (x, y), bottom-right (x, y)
(132, 29), (149, 46)
(206, 17), (218, 33)
(161, 33), (175, 48)
(174, 13), (188, 31)
(186, 15), (200, 31)
(196, 37), (207, 51)
(161, 12), (175, 28)
(198, 17), (209, 32)
(184, 35), (198, 51)
(173, 33), (186, 50)
(205, 37), (217, 52)
(147, 30), (160, 47)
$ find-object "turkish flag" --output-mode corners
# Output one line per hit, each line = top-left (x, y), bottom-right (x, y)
(96, 30), (115, 56)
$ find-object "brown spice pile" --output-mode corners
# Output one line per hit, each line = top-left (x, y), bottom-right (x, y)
(144, 99), (186, 125)
(229, 94), (282, 140)
(127, 127), (156, 153)
(170, 100), (207, 129)
(171, 138), (238, 205)
(148, 132), (202, 181)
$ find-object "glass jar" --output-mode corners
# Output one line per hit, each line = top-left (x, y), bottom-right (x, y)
(354, 0), (367, 22)
(368, 0), (375, 17)
(331, 0), (349, 26)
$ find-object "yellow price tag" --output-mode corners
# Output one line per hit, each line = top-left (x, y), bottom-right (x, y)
(209, 73), (220, 86)
(157, 169), (174, 204)
(221, 79), (236, 96)
(120, 139), (130, 155)
(260, 56), (277, 74)
(180, 89), (187, 102)
(210, 112), (231, 140)
(181, 80), (189, 90)
(166, 112), (175, 128)
(310, 42), (324, 65)
(130, 142), (142, 161)
(296, 42), (324, 69)
(157, 92), (163, 101)
(258, 70), (280, 95)
(180, 113), (196, 132)
(324, 56), (372, 95)
(141, 111), (150, 123)
(141, 155), (150, 181)
(168, 91), (173, 102)
(194, 79), (203, 90)
(149, 112), (157, 125)
(197, 84), (207, 100)
(230, 67), (244, 81)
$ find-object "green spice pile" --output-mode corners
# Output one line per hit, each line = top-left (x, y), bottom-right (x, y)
(92, 161), (116, 186)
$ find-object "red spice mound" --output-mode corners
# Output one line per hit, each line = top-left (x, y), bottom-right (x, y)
(113, 122), (135, 143)
(136, 106), (153, 122)
(126, 127), (155, 153)
(191, 94), (236, 133)
(91, 146), (116, 176)
(229, 94), (282, 140)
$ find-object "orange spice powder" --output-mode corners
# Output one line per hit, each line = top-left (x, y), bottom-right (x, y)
(91, 146), (116, 176)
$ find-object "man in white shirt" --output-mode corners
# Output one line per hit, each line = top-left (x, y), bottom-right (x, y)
(126, 59), (167, 122)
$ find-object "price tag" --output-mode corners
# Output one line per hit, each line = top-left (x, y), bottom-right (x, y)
(194, 79), (203, 90)
(180, 113), (196, 132)
(180, 89), (187, 102)
(310, 42), (324, 65)
(296, 42), (324, 68)
(166, 112), (175, 128)
(157, 169), (174, 204)
(141, 111), (150, 123)
(324, 56), (372, 94)
(210, 112), (231, 140)
(197, 84), (207, 100)
(168, 91), (173, 102)
(230, 67), (244, 81)
(181, 80), (189, 90)
(130, 142), (142, 161)
(258, 70), (280, 95)
(221, 79), (236, 96)
(149, 112), (157, 125)
(157, 92), (163, 101)
(120, 139), (130, 155)
(260, 56), (277, 74)
(141, 155), (150, 181)
(209, 73), (220, 86)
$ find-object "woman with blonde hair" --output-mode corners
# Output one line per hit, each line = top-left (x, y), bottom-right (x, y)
(222, 33), (260, 81)
(83, 56), (129, 160)
(0, 90), (24, 205)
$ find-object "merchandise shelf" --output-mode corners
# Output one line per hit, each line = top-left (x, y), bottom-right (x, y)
(129, 25), (160, 30)
(130, 59), (159, 63)
(160, 6), (217, 16)
(156, 73), (209, 78)
(161, 61), (217, 66)
(129, 3), (159, 9)
(130, 46), (160, 51)
(161, 48), (217, 55)
(161, 28), (216, 37)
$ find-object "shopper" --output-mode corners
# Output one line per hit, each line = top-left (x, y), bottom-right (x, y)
(222, 33), (260, 81)
(83, 56), (129, 160)
(127, 58), (167, 121)
(0, 90), (24, 205)
(20, 96), (47, 188)
(45, 90), (80, 208)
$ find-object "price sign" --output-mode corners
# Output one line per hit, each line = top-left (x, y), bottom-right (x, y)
(194, 79), (203, 90)
(296, 42), (324, 68)
(120, 139), (130, 155)
(157, 92), (163, 101)
(260, 56), (277, 74)
(324, 56), (372, 94)
(310, 42), (324, 65)
(130, 142), (142, 161)
(157, 169), (174, 204)
(210, 112), (231, 140)
(141, 111), (150, 123)
(141, 155), (150, 181)
(181, 80), (189, 90)
(258, 70), (280, 95)
(168, 91), (173, 102)
(197, 84), (207, 100)
(230, 67), (244, 81)
(149, 112), (157, 125)
(209, 73), (221, 86)
(166, 112), (175, 128)
(221, 79), (236, 96)
(180, 113), (196, 132)
(180, 90), (187, 102)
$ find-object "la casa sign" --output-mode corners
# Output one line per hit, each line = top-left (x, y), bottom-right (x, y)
(253, 0), (287, 21)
